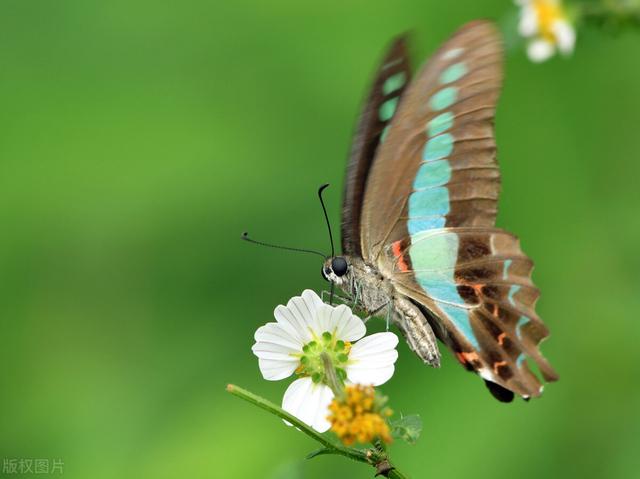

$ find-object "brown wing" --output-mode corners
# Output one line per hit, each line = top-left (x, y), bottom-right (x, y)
(341, 35), (411, 256)
(360, 21), (502, 260)
(384, 228), (558, 399)
(354, 21), (557, 399)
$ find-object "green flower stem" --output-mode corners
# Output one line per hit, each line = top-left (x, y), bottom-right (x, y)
(226, 384), (409, 477)
(578, 0), (640, 27)
(389, 469), (410, 479)
(320, 352), (346, 401)
(226, 384), (368, 462)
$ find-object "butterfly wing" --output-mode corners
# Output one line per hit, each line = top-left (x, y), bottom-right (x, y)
(360, 21), (502, 258)
(358, 21), (557, 398)
(383, 228), (558, 399)
(342, 36), (411, 256)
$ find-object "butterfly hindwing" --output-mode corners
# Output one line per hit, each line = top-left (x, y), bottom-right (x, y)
(384, 228), (558, 398)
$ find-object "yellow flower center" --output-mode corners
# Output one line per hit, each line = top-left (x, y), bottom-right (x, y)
(327, 385), (393, 446)
(294, 331), (352, 384)
(533, 0), (566, 42)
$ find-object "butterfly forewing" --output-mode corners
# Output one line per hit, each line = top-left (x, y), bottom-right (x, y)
(360, 21), (503, 259)
(342, 36), (411, 256)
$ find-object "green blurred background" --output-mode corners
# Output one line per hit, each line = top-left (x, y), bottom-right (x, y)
(1, 1), (639, 478)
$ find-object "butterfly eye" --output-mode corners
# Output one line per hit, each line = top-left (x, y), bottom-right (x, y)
(331, 257), (348, 277)
(321, 266), (331, 281)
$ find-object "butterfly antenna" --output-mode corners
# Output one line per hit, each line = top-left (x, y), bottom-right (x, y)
(241, 232), (326, 259)
(318, 183), (335, 258)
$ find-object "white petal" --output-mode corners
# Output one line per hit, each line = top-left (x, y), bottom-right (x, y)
(282, 377), (334, 432)
(273, 290), (323, 345)
(527, 39), (555, 62)
(254, 322), (301, 351)
(518, 6), (539, 37)
(300, 289), (325, 314)
(347, 365), (396, 386)
(252, 322), (300, 380)
(552, 20), (575, 55)
(256, 358), (298, 381)
(315, 303), (366, 342)
(346, 332), (399, 386)
(332, 305), (367, 341)
(312, 302), (334, 335)
(350, 332), (399, 357)
(252, 340), (297, 361)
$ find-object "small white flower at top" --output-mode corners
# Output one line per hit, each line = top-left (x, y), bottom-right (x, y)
(517, 0), (576, 62)
(252, 290), (399, 432)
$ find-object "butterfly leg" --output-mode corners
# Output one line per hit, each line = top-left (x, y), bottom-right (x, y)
(321, 289), (353, 306)
(392, 296), (441, 368)
(385, 304), (392, 331)
(361, 300), (391, 325)
(352, 278), (360, 308)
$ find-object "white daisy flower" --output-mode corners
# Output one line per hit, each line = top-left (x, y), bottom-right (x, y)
(252, 290), (399, 432)
(516, 0), (576, 62)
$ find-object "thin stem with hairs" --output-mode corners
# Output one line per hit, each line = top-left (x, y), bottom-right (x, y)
(226, 384), (409, 477)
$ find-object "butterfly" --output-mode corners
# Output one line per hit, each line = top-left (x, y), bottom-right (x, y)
(320, 20), (558, 402)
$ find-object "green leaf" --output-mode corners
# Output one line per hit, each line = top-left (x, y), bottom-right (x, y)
(391, 415), (423, 445)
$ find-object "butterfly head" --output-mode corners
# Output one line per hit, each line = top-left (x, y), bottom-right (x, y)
(321, 256), (349, 285)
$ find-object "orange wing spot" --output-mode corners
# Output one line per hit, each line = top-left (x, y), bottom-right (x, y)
(497, 332), (507, 346)
(391, 240), (409, 272)
(459, 351), (480, 364)
(493, 360), (508, 374)
(492, 304), (499, 317)
(391, 240), (402, 257)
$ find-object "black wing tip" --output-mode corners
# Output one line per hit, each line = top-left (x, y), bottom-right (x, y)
(384, 32), (413, 63)
(484, 379), (515, 403)
(390, 31), (411, 46)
